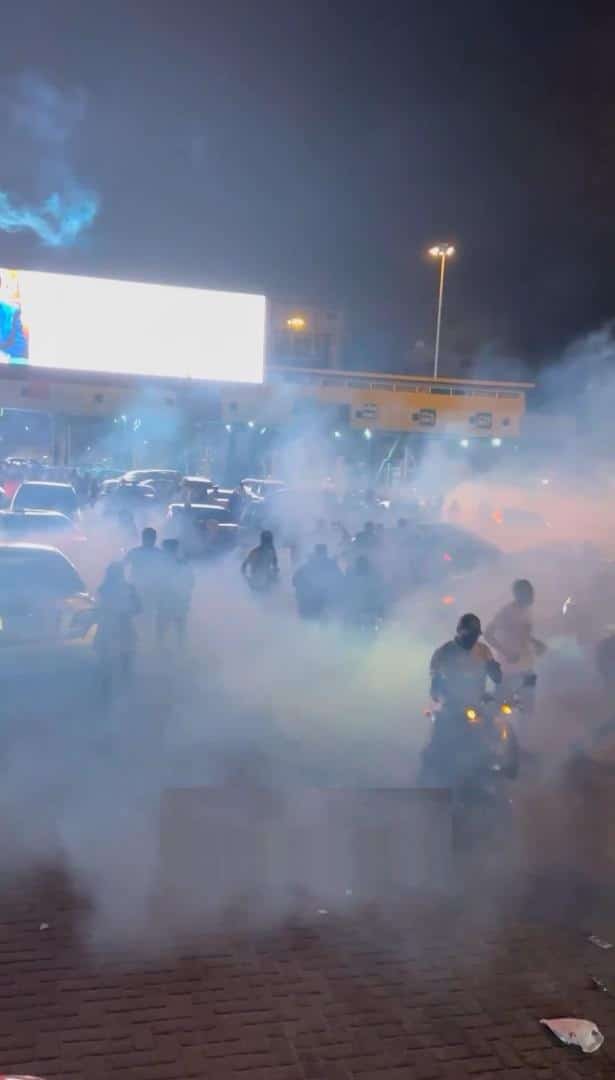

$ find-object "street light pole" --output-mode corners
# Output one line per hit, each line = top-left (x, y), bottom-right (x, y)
(429, 244), (455, 379)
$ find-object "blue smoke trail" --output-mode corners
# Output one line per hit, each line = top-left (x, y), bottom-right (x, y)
(0, 187), (98, 247)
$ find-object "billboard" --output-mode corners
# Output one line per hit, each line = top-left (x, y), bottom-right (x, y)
(0, 268), (265, 384)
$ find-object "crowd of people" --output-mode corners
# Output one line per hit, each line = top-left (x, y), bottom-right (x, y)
(1, 456), (558, 753)
(241, 526), (389, 628)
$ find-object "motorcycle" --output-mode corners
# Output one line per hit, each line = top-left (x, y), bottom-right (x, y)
(419, 695), (520, 849)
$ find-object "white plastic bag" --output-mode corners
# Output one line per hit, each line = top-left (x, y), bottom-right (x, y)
(541, 1018), (604, 1053)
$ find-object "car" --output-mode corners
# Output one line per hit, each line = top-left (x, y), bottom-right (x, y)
(0, 509), (86, 541)
(166, 502), (231, 528)
(165, 502), (233, 556)
(99, 481), (156, 515)
(0, 543), (97, 647)
(240, 478), (286, 500)
(138, 477), (179, 501)
(123, 468), (182, 486)
(177, 476), (220, 504)
(0, 510), (89, 572)
(100, 469), (181, 496)
(11, 481), (80, 519)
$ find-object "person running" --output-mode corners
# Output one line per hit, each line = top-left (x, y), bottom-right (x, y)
(292, 543), (344, 620)
(485, 579), (545, 710)
(95, 561), (141, 699)
(157, 538), (194, 644)
(241, 530), (279, 592)
(124, 526), (165, 634)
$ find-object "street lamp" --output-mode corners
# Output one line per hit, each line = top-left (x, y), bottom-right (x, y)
(428, 244), (455, 379)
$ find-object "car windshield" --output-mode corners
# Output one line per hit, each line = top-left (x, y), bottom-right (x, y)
(183, 481), (215, 498)
(0, 548), (84, 594)
(13, 484), (77, 513)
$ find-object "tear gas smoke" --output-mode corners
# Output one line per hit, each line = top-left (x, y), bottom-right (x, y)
(2, 331), (615, 949)
(0, 189), (98, 248)
(0, 73), (99, 246)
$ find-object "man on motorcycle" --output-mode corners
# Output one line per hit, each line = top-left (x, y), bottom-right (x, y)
(430, 613), (502, 707)
(423, 614), (503, 787)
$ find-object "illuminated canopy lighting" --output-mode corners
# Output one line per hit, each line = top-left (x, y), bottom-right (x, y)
(286, 315), (307, 331)
(429, 244), (455, 258)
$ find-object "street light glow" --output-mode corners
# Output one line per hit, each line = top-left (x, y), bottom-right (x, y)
(364, 428), (372, 440)
(333, 430), (342, 439)
(287, 315), (307, 331)
(491, 437), (502, 448)
(460, 438), (469, 448)
(429, 244), (455, 258)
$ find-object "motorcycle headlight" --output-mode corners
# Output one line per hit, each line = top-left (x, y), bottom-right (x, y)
(465, 707), (479, 724)
(500, 703), (513, 715)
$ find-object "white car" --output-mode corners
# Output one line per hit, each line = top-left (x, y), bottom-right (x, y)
(0, 543), (97, 648)
(11, 480), (80, 519)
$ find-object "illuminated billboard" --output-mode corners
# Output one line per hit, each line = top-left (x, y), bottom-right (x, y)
(0, 268), (265, 384)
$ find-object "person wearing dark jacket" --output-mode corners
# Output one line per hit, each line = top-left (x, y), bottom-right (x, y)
(241, 530), (279, 591)
(293, 544), (344, 620)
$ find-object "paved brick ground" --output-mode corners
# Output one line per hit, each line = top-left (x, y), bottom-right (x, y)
(0, 870), (614, 1079)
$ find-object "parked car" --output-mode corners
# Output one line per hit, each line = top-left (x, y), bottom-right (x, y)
(11, 481), (80, 519)
(123, 468), (182, 486)
(0, 543), (96, 647)
(0, 509), (85, 540)
(165, 502), (234, 556)
(177, 476), (221, 505)
(101, 468), (181, 496)
(99, 483), (156, 516)
(240, 478), (286, 500)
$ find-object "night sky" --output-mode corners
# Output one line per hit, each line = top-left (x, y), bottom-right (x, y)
(2, 1), (614, 374)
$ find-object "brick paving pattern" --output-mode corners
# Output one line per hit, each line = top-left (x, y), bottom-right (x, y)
(0, 872), (613, 1079)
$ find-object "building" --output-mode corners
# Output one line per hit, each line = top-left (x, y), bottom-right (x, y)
(267, 301), (343, 370)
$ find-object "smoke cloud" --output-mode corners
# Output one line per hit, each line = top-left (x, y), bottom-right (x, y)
(0, 72), (99, 246)
(0, 189), (98, 248)
(3, 329), (615, 949)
